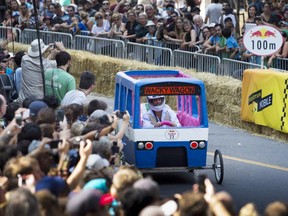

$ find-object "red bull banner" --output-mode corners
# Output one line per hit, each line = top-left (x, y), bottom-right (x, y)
(241, 69), (288, 133)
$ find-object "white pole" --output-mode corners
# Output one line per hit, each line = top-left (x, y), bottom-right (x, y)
(261, 56), (264, 69)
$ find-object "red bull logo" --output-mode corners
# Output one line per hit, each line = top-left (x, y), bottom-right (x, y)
(250, 28), (276, 38)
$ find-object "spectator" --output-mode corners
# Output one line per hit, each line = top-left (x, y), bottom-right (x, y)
(246, 5), (257, 24)
(145, 4), (157, 22)
(202, 26), (212, 47)
(44, 51), (76, 103)
(180, 19), (197, 50)
(52, 5), (80, 31)
(91, 0), (102, 12)
(250, 0), (263, 16)
(42, 1), (55, 18)
(72, 12), (90, 35)
(134, 4), (144, 17)
(5, 188), (41, 216)
(143, 20), (158, 45)
(51, 3), (69, 26)
(91, 12), (110, 37)
(108, 12), (125, 39)
(224, 17), (236, 37)
(204, 0), (222, 24)
(18, 3), (30, 30)
(13, 51), (26, 95)
(111, 0), (125, 14)
(221, 27), (239, 59)
(40, 16), (53, 31)
(104, 11), (113, 26)
(260, 2), (274, 24)
(193, 14), (206, 44)
(0, 94), (7, 120)
(135, 13), (148, 43)
(122, 1), (132, 23)
(83, 0), (96, 17)
(164, 17), (185, 44)
(264, 201), (288, 216)
(87, 99), (108, 116)
(61, 71), (96, 106)
(219, 1), (237, 30)
(122, 10), (138, 42)
(100, 0), (111, 13)
(18, 39), (65, 102)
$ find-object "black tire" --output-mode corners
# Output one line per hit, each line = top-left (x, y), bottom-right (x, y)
(213, 149), (224, 184)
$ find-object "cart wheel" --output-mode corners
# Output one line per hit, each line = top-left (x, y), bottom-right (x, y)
(213, 149), (224, 184)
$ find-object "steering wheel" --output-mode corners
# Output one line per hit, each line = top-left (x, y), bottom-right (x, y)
(160, 121), (174, 127)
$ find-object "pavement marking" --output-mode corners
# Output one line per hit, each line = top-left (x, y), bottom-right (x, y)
(207, 152), (288, 172)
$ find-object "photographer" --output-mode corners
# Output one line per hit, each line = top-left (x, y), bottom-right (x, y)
(18, 39), (65, 102)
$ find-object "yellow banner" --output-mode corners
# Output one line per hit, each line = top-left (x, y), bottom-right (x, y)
(241, 69), (288, 133)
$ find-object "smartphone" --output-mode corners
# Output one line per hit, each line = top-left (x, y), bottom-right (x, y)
(47, 139), (62, 149)
(255, 16), (262, 22)
(116, 111), (126, 119)
(198, 174), (207, 193)
(111, 141), (119, 154)
(55, 109), (65, 122)
(15, 113), (22, 126)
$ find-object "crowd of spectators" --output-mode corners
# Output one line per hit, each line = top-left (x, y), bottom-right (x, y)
(1, 0), (288, 66)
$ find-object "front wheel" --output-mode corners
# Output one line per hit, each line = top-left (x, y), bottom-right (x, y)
(213, 149), (224, 184)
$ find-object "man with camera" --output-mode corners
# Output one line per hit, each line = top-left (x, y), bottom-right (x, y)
(18, 39), (66, 102)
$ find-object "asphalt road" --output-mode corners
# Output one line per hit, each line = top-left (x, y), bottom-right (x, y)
(89, 94), (288, 214)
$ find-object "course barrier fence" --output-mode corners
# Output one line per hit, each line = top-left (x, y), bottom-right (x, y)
(1, 27), (286, 79)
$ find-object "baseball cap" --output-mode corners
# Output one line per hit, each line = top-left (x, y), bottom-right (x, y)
(36, 176), (68, 197)
(86, 154), (109, 171)
(28, 100), (48, 116)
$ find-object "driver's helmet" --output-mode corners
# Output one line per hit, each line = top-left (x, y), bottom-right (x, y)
(147, 95), (165, 112)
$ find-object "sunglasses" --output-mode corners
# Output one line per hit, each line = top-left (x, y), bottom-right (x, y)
(136, 7), (144, 10)
(105, 14), (111, 17)
(95, 16), (103, 20)
(124, 4), (130, 6)
(102, 2), (109, 5)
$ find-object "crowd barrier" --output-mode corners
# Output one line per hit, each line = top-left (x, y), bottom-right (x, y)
(74, 35), (125, 58)
(0, 26), (286, 79)
(221, 58), (266, 80)
(0, 26), (21, 43)
(126, 41), (173, 66)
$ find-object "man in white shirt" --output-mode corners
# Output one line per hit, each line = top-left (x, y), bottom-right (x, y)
(205, 0), (222, 24)
(61, 71), (96, 106)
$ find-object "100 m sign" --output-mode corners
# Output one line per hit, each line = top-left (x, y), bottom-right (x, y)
(243, 25), (283, 56)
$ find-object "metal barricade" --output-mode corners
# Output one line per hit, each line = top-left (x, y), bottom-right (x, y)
(271, 57), (288, 71)
(164, 41), (181, 51)
(126, 42), (173, 66)
(173, 50), (221, 74)
(221, 58), (266, 80)
(74, 35), (125, 59)
(21, 29), (73, 48)
(0, 26), (21, 43)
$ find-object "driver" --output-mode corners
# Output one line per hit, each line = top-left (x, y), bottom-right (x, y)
(142, 95), (181, 128)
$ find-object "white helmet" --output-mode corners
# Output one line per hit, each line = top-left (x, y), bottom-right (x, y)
(147, 95), (165, 112)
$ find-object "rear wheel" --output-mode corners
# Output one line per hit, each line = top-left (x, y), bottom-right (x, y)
(213, 149), (224, 184)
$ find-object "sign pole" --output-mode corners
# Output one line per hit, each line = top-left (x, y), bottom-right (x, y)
(261, 56), (264, 69)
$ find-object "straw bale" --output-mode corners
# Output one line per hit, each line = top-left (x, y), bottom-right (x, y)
(7, 43), (288, 141)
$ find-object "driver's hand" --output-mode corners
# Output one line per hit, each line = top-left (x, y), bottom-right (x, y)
(154, 122), (162, 127)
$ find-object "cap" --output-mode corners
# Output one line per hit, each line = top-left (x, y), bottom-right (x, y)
(191, 7), (200, 12)
(224, 17), (233, 22)
(89, 109), (109, 120)
(146, 20), (156, 27)
(83, 178), (108, 193)
(86, 154), (109, 171)
(28, 100), (48, 116)
(35, 176), (68, 197)
(208, 23), (216, 28)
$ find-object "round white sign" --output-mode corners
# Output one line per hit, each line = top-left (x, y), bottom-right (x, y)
(243, 25), (283, 56)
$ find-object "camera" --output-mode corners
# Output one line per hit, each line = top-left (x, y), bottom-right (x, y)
(55, 109), (65, 122)
(111, 141), (120, 154)
(116, 111), (126, 119)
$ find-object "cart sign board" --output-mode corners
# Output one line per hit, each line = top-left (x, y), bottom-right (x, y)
(243, 25), (283, 56)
